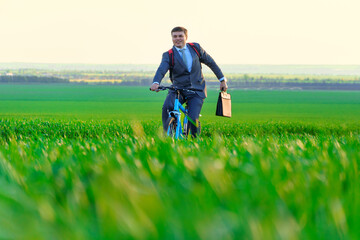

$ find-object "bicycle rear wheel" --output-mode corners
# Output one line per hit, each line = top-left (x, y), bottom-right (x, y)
(166, 117), (177, 137)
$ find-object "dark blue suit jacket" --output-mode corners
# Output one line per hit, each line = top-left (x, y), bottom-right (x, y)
(153, 43), (224, 98)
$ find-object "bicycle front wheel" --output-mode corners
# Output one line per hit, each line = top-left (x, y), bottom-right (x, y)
(166, 117), (177, 137)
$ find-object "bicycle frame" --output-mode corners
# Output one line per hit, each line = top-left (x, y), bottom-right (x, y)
(150, 85), (202, 139)
(168, 91), (188, 139)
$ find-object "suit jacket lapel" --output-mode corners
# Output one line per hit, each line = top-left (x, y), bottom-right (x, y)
(173, 46), (187, 70)
(188, 44), (198, 72)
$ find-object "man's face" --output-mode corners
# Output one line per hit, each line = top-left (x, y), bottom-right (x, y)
(172, 31), (187, 48)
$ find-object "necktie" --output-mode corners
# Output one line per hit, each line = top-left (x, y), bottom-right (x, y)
(180, 49), (188, 68)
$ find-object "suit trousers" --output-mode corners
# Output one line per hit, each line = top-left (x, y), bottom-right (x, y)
(162, 90), (204, 137)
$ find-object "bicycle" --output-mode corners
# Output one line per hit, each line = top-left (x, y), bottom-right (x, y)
(150, 86), (202, 139)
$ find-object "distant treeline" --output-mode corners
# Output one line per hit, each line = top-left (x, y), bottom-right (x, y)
(225, 74), (360, 83)
(0, 75), (69, 83)
(2, 69), (360, 90)
(67, 72), (360, 84)
(219, 81), (360, 90)
(2, 63), (360, 75)
(72, 79), (153, 86)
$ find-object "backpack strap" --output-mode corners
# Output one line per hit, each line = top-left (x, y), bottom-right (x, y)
(168, 49), (174, 81)
(188, 42), (201, 59)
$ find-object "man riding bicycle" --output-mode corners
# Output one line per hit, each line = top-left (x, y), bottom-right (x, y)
(150, 26), (228, 137)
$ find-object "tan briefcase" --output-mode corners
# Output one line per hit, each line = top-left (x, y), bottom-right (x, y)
(215, 91), (231, 117)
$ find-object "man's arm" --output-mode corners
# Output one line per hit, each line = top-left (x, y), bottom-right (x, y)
(195, 43), (228, 91)
(150, 52), (170, 91)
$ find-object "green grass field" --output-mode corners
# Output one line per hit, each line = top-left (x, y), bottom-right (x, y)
(0, 84), (360, 239)
(1, 84), (360, 122)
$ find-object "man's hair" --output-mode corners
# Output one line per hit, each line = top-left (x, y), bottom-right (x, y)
(171, 26), (188, 38)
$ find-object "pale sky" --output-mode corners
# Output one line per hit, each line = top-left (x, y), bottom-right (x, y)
(0, 0), (359, 64)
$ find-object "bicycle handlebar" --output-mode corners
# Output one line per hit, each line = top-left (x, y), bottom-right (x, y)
(149, 86), (203, 92)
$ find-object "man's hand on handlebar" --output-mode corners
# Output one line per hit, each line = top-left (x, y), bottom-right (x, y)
(150, 82), (160, 92)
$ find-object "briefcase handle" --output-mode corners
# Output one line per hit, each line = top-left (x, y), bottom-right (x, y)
(220, 91), (231, 100)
